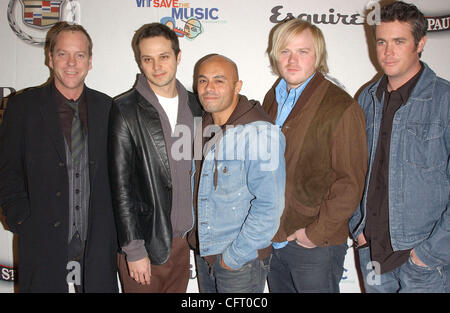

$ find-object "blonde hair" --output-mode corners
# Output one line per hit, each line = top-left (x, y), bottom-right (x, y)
(267, 19), (329, 76)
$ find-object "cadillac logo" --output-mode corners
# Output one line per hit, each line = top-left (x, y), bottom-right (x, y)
(7, 0), (82, 45)
(22, 0), (64, 28)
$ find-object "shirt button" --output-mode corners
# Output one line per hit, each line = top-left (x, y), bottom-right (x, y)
(53, 221), (61, 228)
(58, 162), (65, 167)
(75, 205), (80, 211)
(75, 189), (80, 194)
(56, 191), (61, 197)
(75, 173), (80, 178)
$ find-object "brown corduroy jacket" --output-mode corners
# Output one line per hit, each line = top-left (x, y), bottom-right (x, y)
(262, 72), (368, 247)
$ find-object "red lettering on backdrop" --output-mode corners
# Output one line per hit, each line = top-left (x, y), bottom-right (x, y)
(155, 0), (179, 8)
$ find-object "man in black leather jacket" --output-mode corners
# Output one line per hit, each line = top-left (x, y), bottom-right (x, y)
(109, 23), (202, 292)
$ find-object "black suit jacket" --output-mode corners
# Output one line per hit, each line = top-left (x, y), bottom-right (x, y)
(0, 82), (118, 292)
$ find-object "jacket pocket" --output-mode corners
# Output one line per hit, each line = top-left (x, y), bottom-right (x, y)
(215, 160), (245, 194)
(404, 122), (445, 170)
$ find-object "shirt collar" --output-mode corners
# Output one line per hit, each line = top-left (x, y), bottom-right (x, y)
(376, 62), (424, 104)
(275, 72), (316, 105)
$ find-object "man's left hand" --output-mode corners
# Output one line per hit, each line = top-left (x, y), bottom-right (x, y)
(287, 228), (317, 248)
(410, 249), (428, 268)
(220, 256), (234, 271)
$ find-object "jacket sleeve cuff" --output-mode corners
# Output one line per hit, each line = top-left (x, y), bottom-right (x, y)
(122, 240), (148, 262)
(222, 247), (256, 270)
(4, 198), (30, 233)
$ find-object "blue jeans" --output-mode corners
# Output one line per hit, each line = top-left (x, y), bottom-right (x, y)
(195, 254), (270, 293)
(268, 241), (347, 293)
(358, 246), (448, 293)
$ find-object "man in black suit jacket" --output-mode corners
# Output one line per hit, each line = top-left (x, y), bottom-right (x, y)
(0, 22), (118, 292)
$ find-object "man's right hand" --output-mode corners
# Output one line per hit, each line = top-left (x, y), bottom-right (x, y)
(127, 256), (151, 285)
(357, 233), (367, 247)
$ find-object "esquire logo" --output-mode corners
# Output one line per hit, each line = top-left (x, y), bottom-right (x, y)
(135, 0), (221, 41)
(7, 0), (82, 45)
(269, 6), (365, 25)
(269, 3), (450, 34)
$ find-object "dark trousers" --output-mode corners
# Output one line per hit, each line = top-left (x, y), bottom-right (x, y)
(196, 254), (270, 293)
(118, 236), (190, 293)
(268, 241), (347, 293)
(67, 232), (85, 292)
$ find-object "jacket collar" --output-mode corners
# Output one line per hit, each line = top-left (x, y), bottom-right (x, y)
(369, 62), (436, 102)
(39, 82), (66, 162)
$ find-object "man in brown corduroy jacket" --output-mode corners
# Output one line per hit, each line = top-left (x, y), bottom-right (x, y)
(263, 18), (368, 293)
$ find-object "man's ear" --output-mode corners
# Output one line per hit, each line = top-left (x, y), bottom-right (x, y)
(177, 50), (182, 65)
(48, 52), (54, 70)
(235, 80), (243, 95)
(417, 35), (426, 54)
(88, 54), (93, 71)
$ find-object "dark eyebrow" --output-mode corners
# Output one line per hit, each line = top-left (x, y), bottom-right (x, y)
(198, 74), (228, 80)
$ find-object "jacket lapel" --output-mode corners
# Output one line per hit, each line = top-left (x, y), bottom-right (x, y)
(137, 94), (172, 185)
(39, 83), (66, 162)
(85, 87), (100, 183)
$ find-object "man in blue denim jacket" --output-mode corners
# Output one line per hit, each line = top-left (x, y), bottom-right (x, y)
(188, 54), (286, 293)
(349, 1), (450, 293)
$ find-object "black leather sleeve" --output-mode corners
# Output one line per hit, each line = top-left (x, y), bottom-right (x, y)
(108, 100), (142, 246)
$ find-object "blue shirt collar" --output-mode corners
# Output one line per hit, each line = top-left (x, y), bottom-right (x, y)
(274, 72), (316, 127)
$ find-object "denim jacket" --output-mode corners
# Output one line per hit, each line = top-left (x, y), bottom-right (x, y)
(349, 63), (450, 268)
(193, 120), (286, 270)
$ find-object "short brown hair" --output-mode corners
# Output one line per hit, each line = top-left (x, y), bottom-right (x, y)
(48, 22), (93, 56)
(132, 23), (180, 65)
(378, 1), (427, 47)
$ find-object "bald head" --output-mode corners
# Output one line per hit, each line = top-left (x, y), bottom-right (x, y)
(199, 54), (239, 82)
(197, 54), (243, 125)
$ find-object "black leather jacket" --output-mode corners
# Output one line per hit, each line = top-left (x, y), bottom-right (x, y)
(109, 88), (202, 264)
